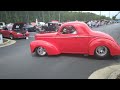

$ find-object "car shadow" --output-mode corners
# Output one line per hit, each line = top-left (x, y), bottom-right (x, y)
(32, 53), (120, 61)
(3, 37), (26, 40)
(55, 54), (120, 61)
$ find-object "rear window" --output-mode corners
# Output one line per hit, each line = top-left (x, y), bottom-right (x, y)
(12, 23), (25, 30)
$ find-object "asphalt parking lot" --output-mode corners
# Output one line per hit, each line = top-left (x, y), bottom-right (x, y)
(0, 23), (120, 79)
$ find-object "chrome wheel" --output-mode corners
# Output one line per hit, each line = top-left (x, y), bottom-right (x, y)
(95, 46), (108, 57)
(36, 47), (47, 56)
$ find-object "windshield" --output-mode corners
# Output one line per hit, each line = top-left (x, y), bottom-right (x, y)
(12, 23), (25, 30)
(47, 22), (59, 31)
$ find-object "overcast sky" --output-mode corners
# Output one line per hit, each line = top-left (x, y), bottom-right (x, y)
(82, 11), (120, 19)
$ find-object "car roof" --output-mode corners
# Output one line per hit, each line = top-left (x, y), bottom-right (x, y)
(59, 21), (91, 34)
(61, 21), (89, 27)
(14, 22), (26, 24)
(48, 22), (59, 24)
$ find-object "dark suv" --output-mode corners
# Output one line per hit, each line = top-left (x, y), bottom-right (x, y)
(40, 22), (60, 33)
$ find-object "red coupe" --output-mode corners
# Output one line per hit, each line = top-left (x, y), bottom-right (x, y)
(30, 21), (120, 59)
(0, 22), (29, 39)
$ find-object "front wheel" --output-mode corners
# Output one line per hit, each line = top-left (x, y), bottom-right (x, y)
(35, 46), (47, 56)
(95, 46), (110, 59)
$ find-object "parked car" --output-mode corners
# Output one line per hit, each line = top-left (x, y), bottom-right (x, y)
(115, 20), (120, 23)
(30, 21), (120, 59)
(0, 22), (29, 39)
(0, 22), (6, 29)
(24, 25), (37, 32)
(40, 22), (60, 33)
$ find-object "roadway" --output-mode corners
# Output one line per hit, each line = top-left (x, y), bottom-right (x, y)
(0, 23), (120, 79)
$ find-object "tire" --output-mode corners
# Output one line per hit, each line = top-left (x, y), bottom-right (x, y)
(95, 46), (110, 59)
(35, 46), (47, 56)
(9, 34), (14, 40)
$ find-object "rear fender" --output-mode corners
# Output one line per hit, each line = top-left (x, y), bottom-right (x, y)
(30, 40), (60, 55)
(88, 38), (120, 56)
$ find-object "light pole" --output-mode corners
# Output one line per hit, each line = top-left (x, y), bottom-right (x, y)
(48, 11), (50, 22)
(59, 11), (61, 22)
(109, 11), (110, 19)
(100, 11), (101, 20)
(42, 11), (45, 22)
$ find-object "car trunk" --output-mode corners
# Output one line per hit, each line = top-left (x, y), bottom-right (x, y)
(12, 23), (27, 34)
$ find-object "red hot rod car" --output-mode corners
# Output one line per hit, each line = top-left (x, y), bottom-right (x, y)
(30, 21), (120, 59)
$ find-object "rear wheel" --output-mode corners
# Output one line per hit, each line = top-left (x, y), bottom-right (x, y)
(9, 34), (14, 40)
(35, 46), (47, 56)
(95, 46), (110, 59)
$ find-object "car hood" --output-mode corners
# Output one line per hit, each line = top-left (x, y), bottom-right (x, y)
(90, 30), (115, 42)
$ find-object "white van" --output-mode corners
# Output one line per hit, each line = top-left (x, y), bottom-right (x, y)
(0, 22), (6, 29)
(37, 22), (45, 27)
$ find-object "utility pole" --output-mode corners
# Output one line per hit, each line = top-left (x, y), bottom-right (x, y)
(100, 11), (101, 20)
(109, 11), (110, 19)
(27, 11), (29, 23)
(48, 11), (50, 22)
(42, 11), (45, 22)
(59, 11), (60, 22)
(26, 11), (29, 23)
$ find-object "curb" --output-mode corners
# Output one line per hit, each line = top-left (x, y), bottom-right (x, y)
(0, 39), (9, 46)
(88, 64), (120, 79)
(108, 69), (120, 79)
(0, 39), (16, 48)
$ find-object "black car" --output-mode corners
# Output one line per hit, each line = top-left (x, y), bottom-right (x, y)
(24, 25), (37, 32)
(41, 22), (59, 33)
(12, 22), (28, 34)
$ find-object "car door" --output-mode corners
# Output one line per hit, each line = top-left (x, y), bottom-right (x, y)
(56, 25), (84, 53)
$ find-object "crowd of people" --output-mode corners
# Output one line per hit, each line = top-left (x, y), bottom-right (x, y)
(85, 20), (116, 28)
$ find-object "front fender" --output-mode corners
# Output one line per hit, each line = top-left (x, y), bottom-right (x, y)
(88, 38), (120, 56)
(30, 40), (60, 55)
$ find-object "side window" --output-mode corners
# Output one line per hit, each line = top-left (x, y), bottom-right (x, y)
(60, 26), (77, 34)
